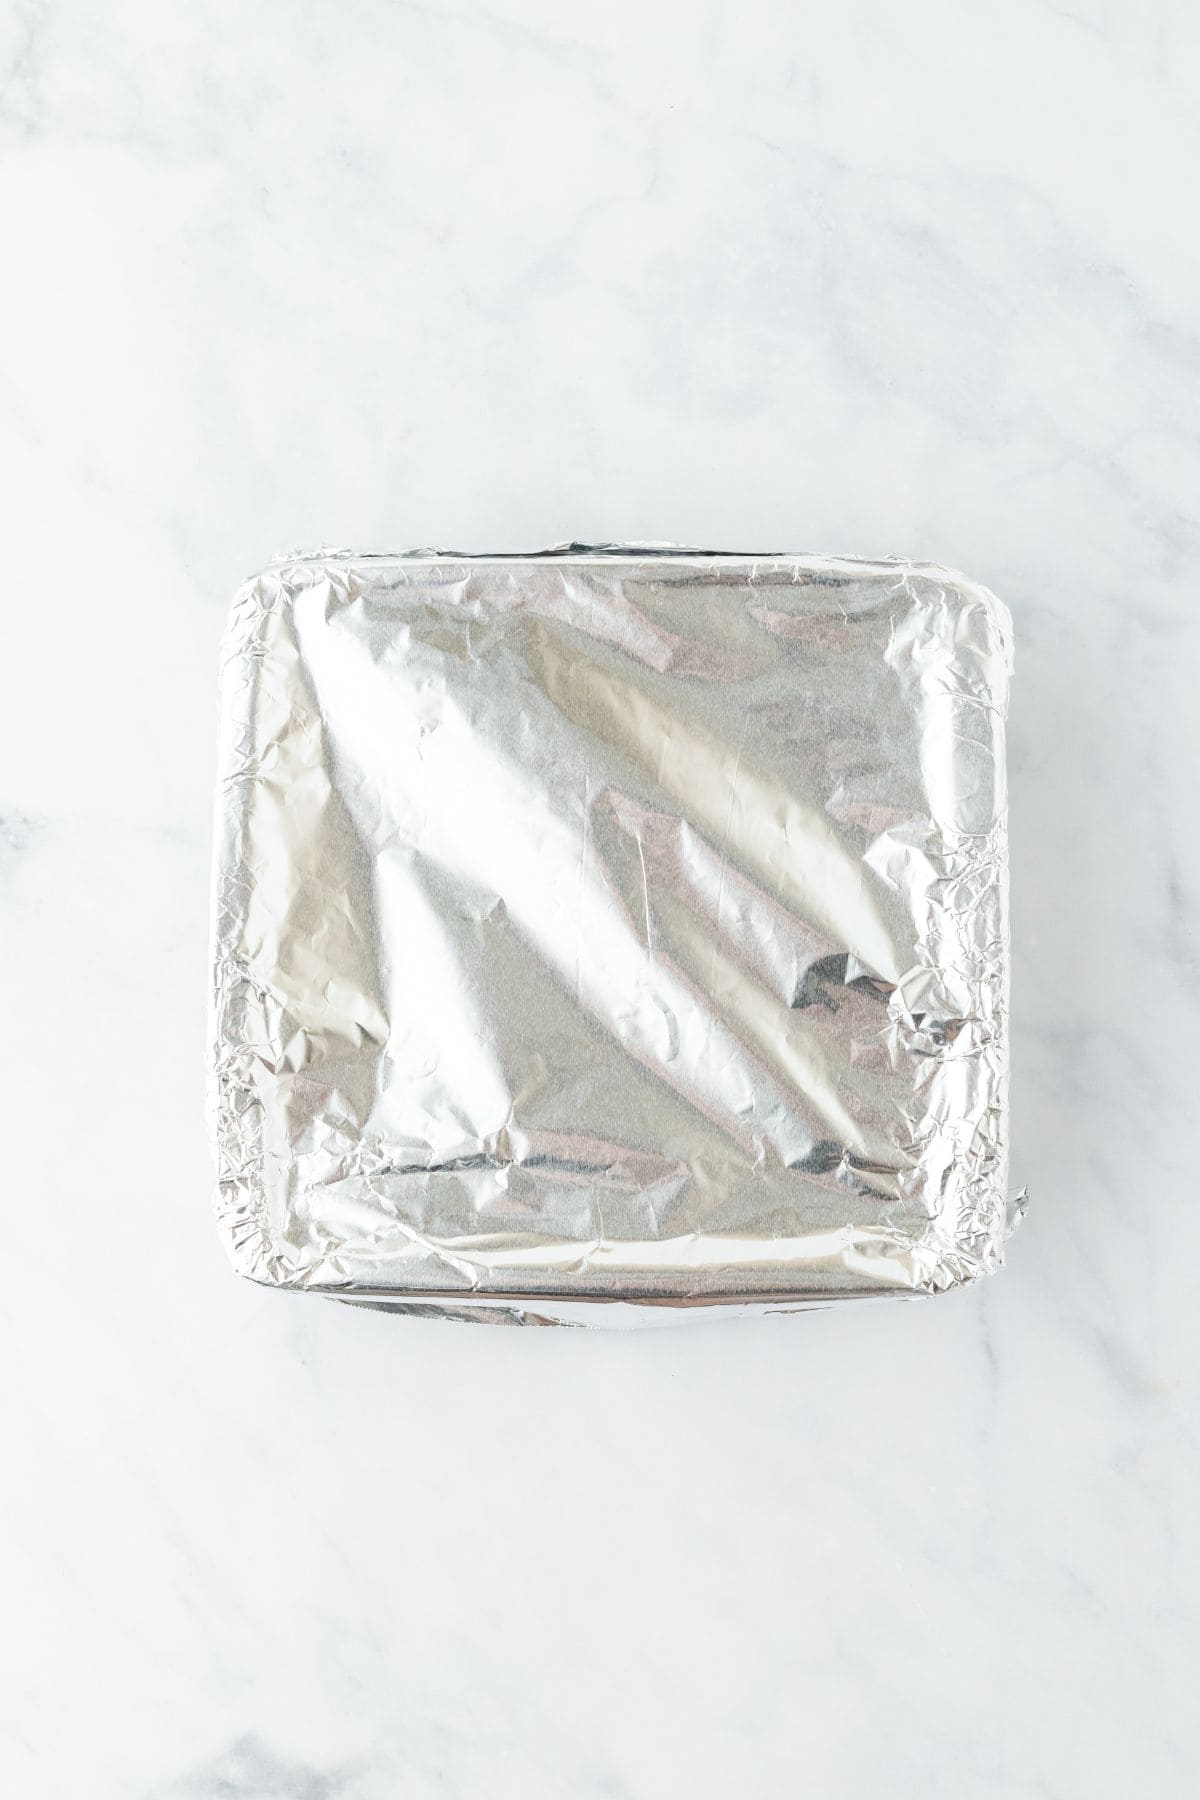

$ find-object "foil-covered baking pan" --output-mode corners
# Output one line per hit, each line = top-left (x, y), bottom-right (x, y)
(207, 548), (1019, 1324)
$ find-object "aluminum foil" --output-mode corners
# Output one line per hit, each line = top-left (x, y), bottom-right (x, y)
(207, 548), (1019, 1324)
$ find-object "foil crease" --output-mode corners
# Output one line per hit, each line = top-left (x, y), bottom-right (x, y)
(207, 548), (1018, 1324)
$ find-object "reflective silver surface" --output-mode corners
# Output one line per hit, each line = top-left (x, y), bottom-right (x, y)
(207, 549), (1019, 1322)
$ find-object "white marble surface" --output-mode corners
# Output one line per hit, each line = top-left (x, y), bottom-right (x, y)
(2, 1), (1199, 1794)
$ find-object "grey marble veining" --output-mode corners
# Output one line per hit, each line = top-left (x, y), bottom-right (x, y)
(1, 2), (1198, 1796)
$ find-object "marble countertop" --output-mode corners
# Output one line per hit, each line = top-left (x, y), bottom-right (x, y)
(2, 3), (1197, 1795)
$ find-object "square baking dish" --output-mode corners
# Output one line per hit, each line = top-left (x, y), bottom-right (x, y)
(207, 548), (1018, 1323)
